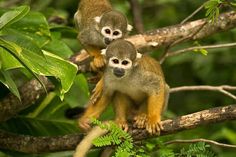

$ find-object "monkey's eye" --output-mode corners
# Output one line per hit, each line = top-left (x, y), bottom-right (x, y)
(105, 29), (111, 34)
(112, 59), (119, 64)
(122, 60), (129, 65)
(113, 31), (120, 36)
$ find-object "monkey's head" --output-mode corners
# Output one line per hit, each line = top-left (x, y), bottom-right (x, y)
(101, 39), (142, 78)
(94, 11), (133, 45)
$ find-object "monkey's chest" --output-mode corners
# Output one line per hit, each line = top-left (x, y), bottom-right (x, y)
(109, 80), (146, 103)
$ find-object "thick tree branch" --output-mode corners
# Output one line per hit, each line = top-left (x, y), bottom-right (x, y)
(126, 11), (236, 51)
(0, 76), (54, 122)
(0, 104), (235, 153)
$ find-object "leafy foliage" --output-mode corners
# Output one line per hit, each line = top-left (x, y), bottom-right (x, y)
(92, 119), (136, 157)
(204, 0), (222, 22)
(0, 5), (77, 99)
(178, 142), (215, 157)
(0, 0), (236, 157)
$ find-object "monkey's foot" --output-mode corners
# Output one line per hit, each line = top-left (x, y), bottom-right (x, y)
(90, 55), (105, 71)
(78, 117), (91, 131)
(146, 115), (163, 135)
(115, 119), (128, 132)
(133, 114), (147, 129)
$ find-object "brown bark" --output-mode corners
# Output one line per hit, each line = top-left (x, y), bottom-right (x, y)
(0, 104), (235, 153)
(0, 76), (54, 122)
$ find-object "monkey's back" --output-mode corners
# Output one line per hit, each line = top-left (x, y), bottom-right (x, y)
(78, 0), (112, 28)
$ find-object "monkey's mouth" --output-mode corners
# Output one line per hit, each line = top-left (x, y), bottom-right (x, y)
(104, 37), (113, 45)
(113, 68), (125, 78)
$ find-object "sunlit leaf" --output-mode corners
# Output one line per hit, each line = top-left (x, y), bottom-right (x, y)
(0, 5), (30, 30)
(0, 70), (20, 99)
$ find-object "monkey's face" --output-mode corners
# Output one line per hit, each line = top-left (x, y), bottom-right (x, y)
(103, 40), (141, 79)
(94, 11), (132, 45)
(108, 57), (133, 78)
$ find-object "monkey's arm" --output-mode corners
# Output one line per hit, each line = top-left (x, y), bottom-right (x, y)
(78, 29), (106, 71)
(78, 91), (110, 131)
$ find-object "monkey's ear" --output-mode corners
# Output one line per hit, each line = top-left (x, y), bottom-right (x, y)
(94, 16), (101, 23)
(101, 49), (107, 56)
(136, 52), (142, 59)
(127, 24), (133, 31)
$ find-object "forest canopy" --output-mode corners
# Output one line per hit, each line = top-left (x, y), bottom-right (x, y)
(0, 0), (236, 157)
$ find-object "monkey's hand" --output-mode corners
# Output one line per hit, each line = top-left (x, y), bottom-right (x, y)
(146, 115), (163, 135)
(90, 54), (105, 71)
(133, 113), (147, 129)
(115, 118), (128, 132)
(78, 116), (92, 131)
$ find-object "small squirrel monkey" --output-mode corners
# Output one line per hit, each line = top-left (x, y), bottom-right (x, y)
(74, 0), (133, 70)
(78, 39), (169, 135)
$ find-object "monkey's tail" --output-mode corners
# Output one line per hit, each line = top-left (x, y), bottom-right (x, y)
(64, 107), (85, 119)
(73, 125), (108, 157)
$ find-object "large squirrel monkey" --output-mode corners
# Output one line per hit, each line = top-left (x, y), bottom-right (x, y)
(74, 40), (169, 157)
(78, 39), (169, 135)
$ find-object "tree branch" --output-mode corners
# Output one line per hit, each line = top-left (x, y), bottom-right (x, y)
(165, 42), (236, 59)
(0, 76), (54, 122)
(0, 104), (235, 153)
(170, 85), (236, 101)
(164, 138), (236, 149)
(126, 11), (236, 51)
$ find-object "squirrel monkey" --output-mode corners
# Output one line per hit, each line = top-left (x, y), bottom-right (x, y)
(74, 0), (133, 70)
(78, 39), (169, 135)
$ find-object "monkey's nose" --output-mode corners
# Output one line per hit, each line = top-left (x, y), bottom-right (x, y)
(104, 37), (113, 45)
(113, 68), (125, 78)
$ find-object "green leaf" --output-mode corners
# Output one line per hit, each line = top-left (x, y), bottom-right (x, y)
(41, 51), (78, 99)
(200, 49), (208, 56)
(0, 5), (30, 30)
(0, 37), (46, 91)
(0, 70), (20, 99)
(0, 47), (22, 70)
(10, 11), (51, 47)
(43, 36), (73, 58)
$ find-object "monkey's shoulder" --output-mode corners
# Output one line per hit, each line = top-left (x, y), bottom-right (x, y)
(137, 55), (164, 77)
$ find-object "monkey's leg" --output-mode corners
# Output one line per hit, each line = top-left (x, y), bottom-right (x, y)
(146, 88), (165, 135)
(78, 93), (110, 131)
(113, 92), (131, 132)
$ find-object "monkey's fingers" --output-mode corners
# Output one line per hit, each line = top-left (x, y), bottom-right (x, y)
(90, 56), (105, 71)
(133, 114), (147, 129)
(78, 117), (91, 131)
(146, 122), (163, 135)
(115, 119), (129, 132)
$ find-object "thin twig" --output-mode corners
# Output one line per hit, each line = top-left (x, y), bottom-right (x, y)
(166, 42), (236, 58)
(164, 138), (236, 149)
(170, 85), (236, 101)
(181, 3), (205, 24)
(159, 20), (208, 63)
(128, 0), (144, 33)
